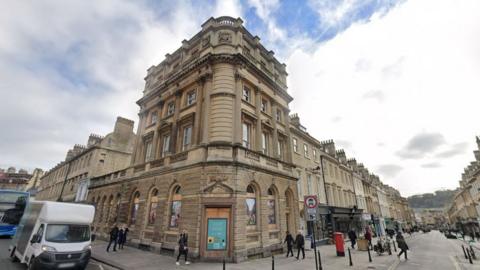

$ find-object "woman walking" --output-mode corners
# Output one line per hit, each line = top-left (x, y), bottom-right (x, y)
(396, 231), (409, 260)
(176, 230), (190, 265)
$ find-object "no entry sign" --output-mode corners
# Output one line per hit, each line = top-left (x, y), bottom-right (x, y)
(304, 195), (318, 209)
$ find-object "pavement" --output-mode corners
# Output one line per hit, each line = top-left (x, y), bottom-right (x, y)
(0, 236), (115, 270)
(90, 237), (398, 270)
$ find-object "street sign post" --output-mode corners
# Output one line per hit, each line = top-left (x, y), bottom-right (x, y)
(304, 195), (318, 221)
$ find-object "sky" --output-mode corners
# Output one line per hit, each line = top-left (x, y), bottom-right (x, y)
(1, 0), (479, 196)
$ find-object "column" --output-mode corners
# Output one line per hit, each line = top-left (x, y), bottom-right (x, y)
(201, 76), (212, 145)
(169, 90), (183, 153)
(132, 113), (146, 164)
(233, 73), (243, 145)
(254, 87), (262, 151)
(193, 79), (204, 145)
(271, 102), (279, 157)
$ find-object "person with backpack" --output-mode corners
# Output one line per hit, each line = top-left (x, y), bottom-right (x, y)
(284, 231), (294, 257)
(295, 230), (305, 260)
(106, 225), (119, 252)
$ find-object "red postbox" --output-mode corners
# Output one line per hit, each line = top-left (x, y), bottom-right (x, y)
(334, 232), (345, 256)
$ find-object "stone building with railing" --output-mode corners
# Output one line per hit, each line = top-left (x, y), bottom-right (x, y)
(87, 17), (298, 262)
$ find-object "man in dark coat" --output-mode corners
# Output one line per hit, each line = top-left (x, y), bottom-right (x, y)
(284, 231), (294, 257)
(176, 230), (190, 265)
(396, 232), (409, 260)
(295, 230), (305, 260)
(117, 228), (124, 249)
(106, 225), (119, 252)
(348, 229), (357, 249)
(119, 227), (129, 249)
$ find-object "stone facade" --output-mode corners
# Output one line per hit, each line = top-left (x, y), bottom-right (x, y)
(0, 167), (31, 191)
(36, 117), (136, 202)
(88, 17), (298, 262)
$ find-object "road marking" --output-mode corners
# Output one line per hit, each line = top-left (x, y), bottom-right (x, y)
(387, 258), (400, 270)
(89, 261), (105, 270)
(450, 255), (461, 270)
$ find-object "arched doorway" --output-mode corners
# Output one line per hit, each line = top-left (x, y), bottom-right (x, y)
(285, 189), (295, 234)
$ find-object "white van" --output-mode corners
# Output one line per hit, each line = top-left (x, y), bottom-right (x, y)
(9, 201), (95, 270)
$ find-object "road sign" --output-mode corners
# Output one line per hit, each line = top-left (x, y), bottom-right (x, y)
(304, 195), (318, 209)
(304, 195), (318, 221)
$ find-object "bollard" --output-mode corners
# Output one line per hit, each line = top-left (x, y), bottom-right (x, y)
(272, 254), (274, 270)
(348, 248), (353, 266)
(367, 246), (372, 262)
(393, 241), (397, 252)
(318, 250), (323, 270)
(470, 246), (476, 260)
(223, 257), (226, 270)
(467, 248), (473, 264)
(462, 245), (468, 259)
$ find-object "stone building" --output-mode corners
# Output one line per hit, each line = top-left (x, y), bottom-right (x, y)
(36, 117), (136, 202)
(24, 168), (45, 198)
(87, 17), (298, 262)
(0, 167), (31, 191)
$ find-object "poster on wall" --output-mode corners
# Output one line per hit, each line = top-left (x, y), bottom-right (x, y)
(207, 218), (227, 250)
(267, 199), (275, 224)
(170, 201), (181, 227)
(246, 198), (256, 225)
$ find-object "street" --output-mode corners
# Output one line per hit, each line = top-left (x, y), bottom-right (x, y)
(392, 231), (480, 270)
(0, 237), (117, 270)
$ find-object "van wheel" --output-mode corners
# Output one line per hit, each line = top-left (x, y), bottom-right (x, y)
(9, 247), (19, 262)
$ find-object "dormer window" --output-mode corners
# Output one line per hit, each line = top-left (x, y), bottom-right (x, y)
(243, 86), (251, 102)
(167, 102), (175, 116)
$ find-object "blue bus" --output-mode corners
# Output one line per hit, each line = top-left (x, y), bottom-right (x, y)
(0, 190), (29, 236)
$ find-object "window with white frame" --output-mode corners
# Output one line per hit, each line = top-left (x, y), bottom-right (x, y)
(261, 132), (268, 154)
(242, 123), (251, 148)
(167, 102), (175, 116)
(150, 111), (158, 125)
(161, 134), (170, 157)
(276, 109), (282, 122)
(261, 99), (267, 112)
(313, 148), (317, 160)
(186, 90), (196, 106)
(243, 86), (251, 102)
(145, 140), (153, 162)
(304, 143), (309, 157)
(182, 126), (192, 151)
(277, 140), (284, 159)
(293, 138), (298, 153)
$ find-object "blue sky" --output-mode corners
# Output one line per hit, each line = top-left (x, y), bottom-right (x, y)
(1, 0), (479, 196)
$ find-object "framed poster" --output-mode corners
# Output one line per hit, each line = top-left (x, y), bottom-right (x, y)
(207, 218), (227, 250)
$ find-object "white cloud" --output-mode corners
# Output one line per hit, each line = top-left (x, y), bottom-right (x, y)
(288, 0), (480, 196)
(246, 0), (286, 42)
(0, 0), (242, 171)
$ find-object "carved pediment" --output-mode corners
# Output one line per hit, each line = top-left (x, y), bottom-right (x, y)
(203, 181), (234, 194)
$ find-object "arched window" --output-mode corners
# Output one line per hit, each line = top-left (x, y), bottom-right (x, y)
(129, 191), (141, 225)
(246, 184), (257, 226)
(148, 188), (159, 225)
(169, 186), (182, 228)
(106, 195), (114, 224)
(114, 194), (121, 223)
(99, 196), (106, 222)
(267, 187), (276, 225)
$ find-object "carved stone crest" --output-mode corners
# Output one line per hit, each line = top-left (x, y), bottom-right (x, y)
(218, 32), (232, 44)
(202, 36), (210, 47)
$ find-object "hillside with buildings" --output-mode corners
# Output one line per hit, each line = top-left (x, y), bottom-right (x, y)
(408, 189), (456, 209)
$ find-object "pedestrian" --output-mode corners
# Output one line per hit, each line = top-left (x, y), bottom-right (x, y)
(365, 227), (372, 247)
(284, 231), (294, 257)
(119, 227), (129, 249)
(348, 229), (357, 249)
(106, 225), (119, 252)
(176, 230), (190, 265)
(117, 228), (124, 249)
(295, 230), (305, 260)
(470, 231), (475, 241)
(396, 231), (409, 260)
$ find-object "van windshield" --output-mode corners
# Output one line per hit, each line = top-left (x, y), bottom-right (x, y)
(45, 224), (90, 243)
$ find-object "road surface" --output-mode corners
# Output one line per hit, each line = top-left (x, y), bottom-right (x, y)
(0, 236), (117, 270)
(392, 230), (479, 270)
